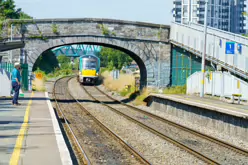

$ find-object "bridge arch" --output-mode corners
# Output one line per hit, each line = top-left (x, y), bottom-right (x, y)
(8, 18), (171, 88)
(27, 36), (154, 88)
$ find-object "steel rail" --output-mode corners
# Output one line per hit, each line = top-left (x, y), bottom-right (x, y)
(67, 77), (151, 165)
(94, 86), (248, 157)
(81, 85), (220, 165)
(53, 77), (91, 165)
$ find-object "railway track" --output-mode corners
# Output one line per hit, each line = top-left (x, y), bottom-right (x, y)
(81, 84), (248, 165)
(53, 77), (151, 165)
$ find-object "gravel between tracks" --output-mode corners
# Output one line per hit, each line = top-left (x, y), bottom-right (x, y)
(97, 85), (248, 151)
(69, 78), (206, 165)
(91, 86), (248, 164)
(55, 77), (144, 165)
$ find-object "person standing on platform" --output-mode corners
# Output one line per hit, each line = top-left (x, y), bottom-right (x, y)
(11, 63), (22, 106)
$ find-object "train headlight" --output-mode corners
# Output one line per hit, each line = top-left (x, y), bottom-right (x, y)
(96, 73), (99, 76)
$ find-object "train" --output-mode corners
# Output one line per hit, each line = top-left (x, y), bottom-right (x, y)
(78, 54), (100, 84)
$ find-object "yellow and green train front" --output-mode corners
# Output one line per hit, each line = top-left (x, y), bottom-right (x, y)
(79, 56), (99, 84)
(79, 69), (99, 84)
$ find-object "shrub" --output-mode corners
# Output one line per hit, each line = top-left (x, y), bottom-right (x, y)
(52, 24), (59, 34)
(102, 71), (135, 92)
(163, 85), (186, 94)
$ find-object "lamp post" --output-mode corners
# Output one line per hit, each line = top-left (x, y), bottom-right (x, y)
(9, 24), (13, 63)
(200, 0), (208, 98)
(158, 25), (162, 88)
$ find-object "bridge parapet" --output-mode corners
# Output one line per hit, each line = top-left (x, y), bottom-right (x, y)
(2, 18), (170, 43)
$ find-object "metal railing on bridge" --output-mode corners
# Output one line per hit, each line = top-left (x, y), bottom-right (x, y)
(170, 22), (248, 80)
(52, 45), (101, 57)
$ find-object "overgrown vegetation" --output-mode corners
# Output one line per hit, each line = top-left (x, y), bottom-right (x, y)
(0, 0), (50, 41)
(163, 85), (187, 94)
(33, 51), (77, 81)
(29, 34), (48, 41)
(102, 71), (135, 92)
(0, 0), (32, 40)
(52, 24), (59, 34)
(101, 69), (188, 106)
(46, 68), (73, 79)
(101, 70), (148, 105)
(157, 27), (162, 39)
(98, 23), (117, 37)
(99, 24), (110, 36)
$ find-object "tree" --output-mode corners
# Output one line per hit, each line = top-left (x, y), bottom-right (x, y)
(33, 50), (59, 74)
(0, 0), (31, 20)
(100, 47), (133, 70)
(57, 54), (70, 64)
(57, 54), (72, 69)
(19, 11), (32, 19)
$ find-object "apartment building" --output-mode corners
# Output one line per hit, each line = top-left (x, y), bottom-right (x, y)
(173, 0), (246, 34)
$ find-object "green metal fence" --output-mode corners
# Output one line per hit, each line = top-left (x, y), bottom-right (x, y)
(0, 62), (29, 91)
(172, 46), (213, 86)
(0, 63), (14, 72)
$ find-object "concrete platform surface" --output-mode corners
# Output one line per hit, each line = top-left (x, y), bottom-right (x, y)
(149, 94), (248, 119)
(0, 92), (72, 165)
(0, 95), (30, 165)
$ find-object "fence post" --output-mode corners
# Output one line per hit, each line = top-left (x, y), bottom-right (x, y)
(21, 64), (29, 91)
(211, 72), (214, 96)
(221, 73), (224, 98)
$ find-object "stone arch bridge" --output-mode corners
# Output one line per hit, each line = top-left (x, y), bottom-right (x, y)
(5, 18), (171, 88)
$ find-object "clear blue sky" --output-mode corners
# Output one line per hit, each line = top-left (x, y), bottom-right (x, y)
(15, 0), (173, 25)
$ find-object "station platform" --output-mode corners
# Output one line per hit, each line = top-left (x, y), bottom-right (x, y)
(0, 92), (72, 165)
(149, 94), (248, 118)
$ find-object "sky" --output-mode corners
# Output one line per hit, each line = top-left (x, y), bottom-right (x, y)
(15, 0), (174, 25)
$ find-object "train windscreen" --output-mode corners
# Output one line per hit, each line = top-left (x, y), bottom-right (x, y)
(83, 60), (97, 70)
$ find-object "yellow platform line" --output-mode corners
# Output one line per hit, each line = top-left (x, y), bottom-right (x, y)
(9, 92), (34, 165)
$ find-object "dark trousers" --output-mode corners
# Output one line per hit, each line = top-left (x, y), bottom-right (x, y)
(12, 82), (20, 104)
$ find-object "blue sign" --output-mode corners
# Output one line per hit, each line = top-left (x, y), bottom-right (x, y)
(225, 42), (235, 54)
(219, 39), (222, 48)
(237, 43), (242, 54)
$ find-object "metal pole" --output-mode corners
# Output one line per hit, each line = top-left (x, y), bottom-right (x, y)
(158, 41), (161, 87)
(158, 25), (161, 88)
(200, 0), (208, 98)
(10, 24), (13, 63)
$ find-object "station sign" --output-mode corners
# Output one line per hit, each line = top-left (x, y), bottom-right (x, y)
(237, 43), (242, 54)
(225, 42), (235, 54)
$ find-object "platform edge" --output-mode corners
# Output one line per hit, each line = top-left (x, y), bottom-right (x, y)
(45, 92), (73, 165)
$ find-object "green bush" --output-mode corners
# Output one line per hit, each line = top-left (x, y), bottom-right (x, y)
(52, 24), (59, 34)
(119, 86), (136, 97)
(163, 85), (186, 94)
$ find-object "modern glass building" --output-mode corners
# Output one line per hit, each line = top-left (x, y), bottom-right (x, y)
(173, 0), (246, 34)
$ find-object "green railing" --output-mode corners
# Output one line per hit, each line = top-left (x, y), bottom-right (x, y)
(0, 63), (14, 72)
(172, 46), (214, 86)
